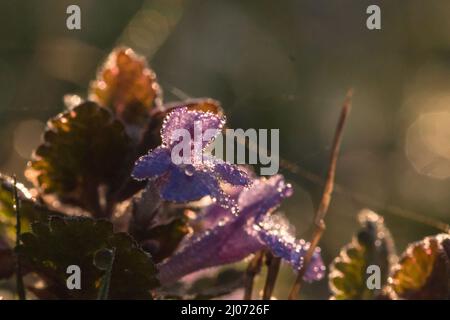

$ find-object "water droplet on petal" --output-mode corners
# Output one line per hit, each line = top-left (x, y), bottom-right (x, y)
(283, 183), (293, 197)
(276, 179), (293, 197)
(217, 217), (229, 226)
(184, 165), (195, 176)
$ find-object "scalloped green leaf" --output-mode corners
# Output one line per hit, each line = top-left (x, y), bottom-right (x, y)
(0, 174), (64, 280)
(138, 217), (189, 264)
(388, 234), (450, 300)
(0, 174), (62, 243)
(329, 210), (396, 299)
(26, 102), (133, 217)
(128, 185), (189, 263)
(17, 216), (159, 299)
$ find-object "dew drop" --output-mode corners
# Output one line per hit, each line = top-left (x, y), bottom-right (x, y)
(184, 165), (195, 176)
(230, 206), (239, 215)
(218, 218), (228, 226)
(275, 179), (293, 197)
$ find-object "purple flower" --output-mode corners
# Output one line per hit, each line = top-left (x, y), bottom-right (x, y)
(132, 107), (250, 210)
(157, 175), (325, 285)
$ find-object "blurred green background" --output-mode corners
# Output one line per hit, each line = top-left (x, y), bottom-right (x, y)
(1, 0), (450, 299)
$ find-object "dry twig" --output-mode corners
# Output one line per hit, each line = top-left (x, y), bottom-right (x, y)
(288, 89), (353, 300)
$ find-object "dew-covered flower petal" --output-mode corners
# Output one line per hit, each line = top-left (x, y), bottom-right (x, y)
(159, 166), (216, 202)
(157, 166), (236, 211)
(213, 160), (252, 186)
(161, 107), (225, 149)
(254, 214), (326, 282)
(197, 175), (290, 231)
(132, 147), (172, 180)
(131, 105), (249, 207)
(156, 175), (324, 286)
(157, 218), (262, 285)
(194, 185), (243, 230)
(238, 175), (293, 220)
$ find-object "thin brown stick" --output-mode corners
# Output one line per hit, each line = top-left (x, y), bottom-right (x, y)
(288, 89), (353, 300)
(243, 250), (264, 300)
(262, 252), (281, 300)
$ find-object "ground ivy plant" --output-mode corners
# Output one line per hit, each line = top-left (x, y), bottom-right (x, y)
(0, 47), (448, 300)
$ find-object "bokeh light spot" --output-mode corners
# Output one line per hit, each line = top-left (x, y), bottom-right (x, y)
(13, 119), (45, 159)
(406, 112), (450, 179)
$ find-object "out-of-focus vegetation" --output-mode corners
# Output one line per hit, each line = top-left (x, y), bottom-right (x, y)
(1, 0), (450, 299)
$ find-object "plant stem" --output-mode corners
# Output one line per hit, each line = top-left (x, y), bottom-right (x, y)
(262, 252), (281, 300)
(243, 250), (264, 300)
(97, 248), (116, 300)
(288, 89), (353, 300)
(13, 175), (26, 300)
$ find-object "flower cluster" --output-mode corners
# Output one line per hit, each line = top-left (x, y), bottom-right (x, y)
(132, 106), (325, 285)
(132, 107), (251, 212)
(157, 175), (325, 285)
(3, 44), (447, 301)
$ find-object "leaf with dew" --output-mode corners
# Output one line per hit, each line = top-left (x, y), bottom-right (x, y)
(17, 216), (159, 299)
(388, 233), (450, 300)
(329, 210), (396, 299)
(26, 102), (133, 217)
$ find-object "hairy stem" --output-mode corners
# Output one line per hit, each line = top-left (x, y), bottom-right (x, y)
(288, 89), (353, 300)
(243, 250), (264, 300)
(262, 252), (281, 300)
(97, 247), (116, 300)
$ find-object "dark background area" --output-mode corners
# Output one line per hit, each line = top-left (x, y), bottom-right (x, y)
(1, 0), (450, 298)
